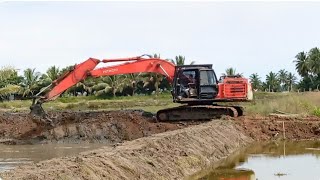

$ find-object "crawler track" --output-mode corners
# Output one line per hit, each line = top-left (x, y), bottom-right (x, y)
(156, 105), (243, 121)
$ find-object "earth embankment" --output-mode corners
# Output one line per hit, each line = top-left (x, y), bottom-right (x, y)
(0, 120), (251, 180)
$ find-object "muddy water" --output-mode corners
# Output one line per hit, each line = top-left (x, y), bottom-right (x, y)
(189, 141), (320, 180)
(0, 143), (103, 172)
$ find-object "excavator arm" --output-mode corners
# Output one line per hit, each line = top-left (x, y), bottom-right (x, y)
(30, 55), (176, 117)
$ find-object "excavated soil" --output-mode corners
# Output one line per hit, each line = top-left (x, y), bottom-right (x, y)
(0, 110), (319, 179)
(0, 110), (199, 144)
(0, 120), (252, 180)
(235, 115), (320, 141)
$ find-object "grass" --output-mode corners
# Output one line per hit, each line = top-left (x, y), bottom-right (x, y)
(313, 107), (320, 117)
(1, 92), (320, 117)
(0, 93), (176, 113)
(244, 92), (320, 116)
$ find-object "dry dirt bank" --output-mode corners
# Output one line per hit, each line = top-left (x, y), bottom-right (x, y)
(0, 111), (319, 180)
(235, 115), (320, 140)
(0, 120), (252, 180)
(0, 110), (197, 144)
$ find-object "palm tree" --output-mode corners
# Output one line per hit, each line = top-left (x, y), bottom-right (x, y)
(20, 68), (41, 96)
(249, 73), (262, 91)
(170, 55), (195, 65)
(125, 73), (141, 96)
(294, 51), (309, 77)
(143, 53), (165, 96)
(278, 69), (288, 91)
(224, 68), (237, 76)
(46, 66), (60, 82)
(287, 72), (297, 91)
(308, 47), (320, 75)
(93, 75), (126, 97)
(265, 71), (279, 92)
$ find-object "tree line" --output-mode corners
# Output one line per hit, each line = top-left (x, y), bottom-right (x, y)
(247, 47), (320, 92)
(0, 55), (192, 100)
(1, 47), (320, 101)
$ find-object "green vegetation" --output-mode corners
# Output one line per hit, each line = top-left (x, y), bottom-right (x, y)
(247, 47), (320, 92)
(1, 91), (320, 118)
(168, 55), (195, 65)
(294, 47), (320, 91)
(249, 69), (297, 92)
(244, 92), (320, 116)
(1, 48), (320, 117)
(313, 107), (320, 117)
(0, 93), (176, 113)
(222, 68), (242, 76)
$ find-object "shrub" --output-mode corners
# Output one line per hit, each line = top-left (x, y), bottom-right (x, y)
(313, 107), (320, 117)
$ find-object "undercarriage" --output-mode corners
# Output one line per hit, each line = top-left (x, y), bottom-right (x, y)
(156, 105), (244, 121)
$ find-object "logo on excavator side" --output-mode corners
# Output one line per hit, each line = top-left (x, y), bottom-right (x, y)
(103, 68), (118, 74)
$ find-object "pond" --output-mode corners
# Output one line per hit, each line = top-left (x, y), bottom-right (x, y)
(0, 143), (104, 172)
(189, 141), (320, 180)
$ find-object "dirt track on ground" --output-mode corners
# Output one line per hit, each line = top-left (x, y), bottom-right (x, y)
(0, 110), (319, 179)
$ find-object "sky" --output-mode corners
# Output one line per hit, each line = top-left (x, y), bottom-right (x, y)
(1, 1), (320, 79)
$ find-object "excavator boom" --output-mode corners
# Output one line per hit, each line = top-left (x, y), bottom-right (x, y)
(30, 55), (176, 117)
(30, 54), (252, 125)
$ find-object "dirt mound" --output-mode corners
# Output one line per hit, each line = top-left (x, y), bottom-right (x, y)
(236, 115), (320, 141)
(0, 121), (252, 180)
(0, 110), (195, 144)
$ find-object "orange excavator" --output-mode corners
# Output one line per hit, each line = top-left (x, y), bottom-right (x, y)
(30, 54), (253, 123)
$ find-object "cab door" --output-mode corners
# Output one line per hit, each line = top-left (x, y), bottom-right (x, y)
(199, 70), (219, 99)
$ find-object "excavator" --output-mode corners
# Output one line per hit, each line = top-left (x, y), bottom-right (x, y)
(30, 54), (253, 124)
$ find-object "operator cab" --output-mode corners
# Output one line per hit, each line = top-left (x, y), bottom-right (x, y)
(172, 65), (219, 104)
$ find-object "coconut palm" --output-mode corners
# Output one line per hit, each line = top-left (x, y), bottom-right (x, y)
(249, 73), (262, 91)
(294, 51), (309, 77)
(20, 68), (41, 97)
(170, 55), (195, 65)
(99, 75), (127, 97)
(224, 68), (237, 76)
(265, 71), (279, 92)
(278, 69), (288, 91)
(308, 47), (320, 75)
(46, 66), (60, 82)
(125, 73), (141, 96)
(287, 72), (297, 91)
(143, 53), (165, 95)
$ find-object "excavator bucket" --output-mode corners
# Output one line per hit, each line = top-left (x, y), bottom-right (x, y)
(30, 98), (54, 126)
(30, 102), (46, 117)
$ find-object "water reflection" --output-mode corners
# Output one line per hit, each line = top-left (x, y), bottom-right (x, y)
(189, 141), (320, 180)
(197, 169), (255, 180)
(0, 143), (104, 172)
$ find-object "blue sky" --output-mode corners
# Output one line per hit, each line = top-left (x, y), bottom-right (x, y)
(1, 1), (320, 79)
